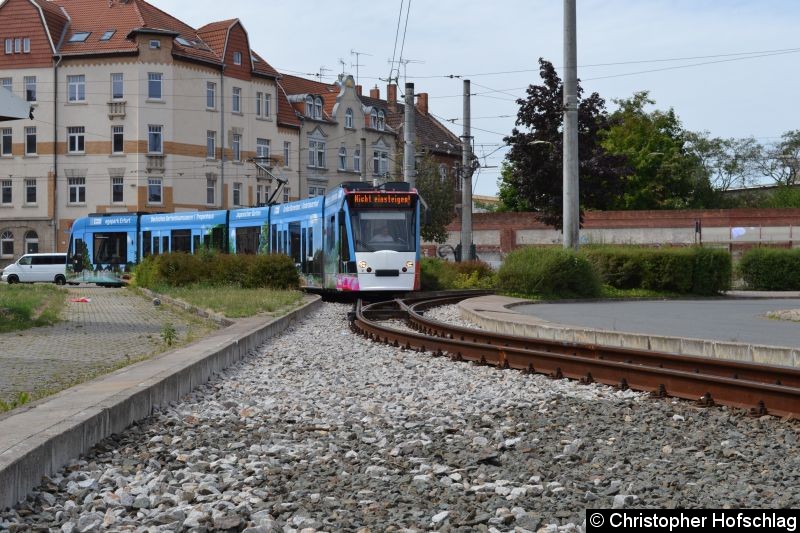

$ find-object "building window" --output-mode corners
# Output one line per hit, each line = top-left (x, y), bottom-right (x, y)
(305, 95), (313, 116)
(338, 147), (347, 170)
(439, 164), (448, 182)
(25, 179), (36, 205)
(69, 32), (91, 43)
(67, 75), (85, 102)
(256, 184), (264, 205)
(345, 108), (353, 128)
(233, 51), (242, 65)
(206, 130), (216, 159)
(0, 231), (13, 257)
(1, 129), (11, 156)
(206, 177), (216, 205)
(373, 150), (388, 175)
(370, 109), (378, 129)
(147, 177), (162, 204)
(147, 72), (162, 100)
(232, 134), (241, 161)
(233, 182), (242, 206)
(256, 138), (270, 159)
(68, 126), (85, 153)
(22, 38), (30, 53)
(14, 38), (21, 53)
(314, 97), (322, 120)
(111, 73), (123, 100)
(283, 141), (291, 167)
(148, 125), (162, 154)
(112, 125), (124, 154)
(24, 230), (37, 254)
(308, 186), (325, 198)
(308, 140), (325, 168)
(24, 76), (35, 102)
(232, 87), (241, 113)
(206, 82), (215, 109)
(111, 176), (124, 203)
(377, 110), (385, 131)
(256, 91), (262, 116)
(354, 148), (360, 173)
(100, 30), (115, 41)
(149, 39), (160, 49)
(1, 180), (11, 204)
(25, 127), (36, 155)
(1, 78), (10, 91)
(283, 187), (290, 204)
(3, 39), (11, 55)
(68, 177), (86, 204)
(264, 94), (271, 117)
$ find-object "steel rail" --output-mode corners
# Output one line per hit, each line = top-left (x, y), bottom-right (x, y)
(353, 296), (800, 418)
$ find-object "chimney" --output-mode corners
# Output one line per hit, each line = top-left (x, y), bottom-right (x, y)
(355, 84), (362, 96)
(370, 85), (380, 99)
(387, 83), (397, 111)
(416, 92), (428, 115)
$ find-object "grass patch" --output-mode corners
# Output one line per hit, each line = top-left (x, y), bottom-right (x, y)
(599, 285), (683, 299)
(156, 284), (304, 318)
(0, 284), (67, 333)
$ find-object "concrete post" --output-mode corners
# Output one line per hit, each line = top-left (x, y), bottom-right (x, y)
(563, 0), (579, 250)
(460, 79), (474, 261)
(403, 82), (416, 188)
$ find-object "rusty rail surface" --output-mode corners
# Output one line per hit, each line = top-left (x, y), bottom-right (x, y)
(351, 294), (800, 418)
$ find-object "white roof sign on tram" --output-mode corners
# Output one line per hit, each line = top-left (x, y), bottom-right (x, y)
(0, 89), (32, 121)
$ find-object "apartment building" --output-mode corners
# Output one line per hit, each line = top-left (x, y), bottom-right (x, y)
(0, 0), (300, 265)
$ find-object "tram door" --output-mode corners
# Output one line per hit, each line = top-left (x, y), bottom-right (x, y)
(191, 229), (203, 253)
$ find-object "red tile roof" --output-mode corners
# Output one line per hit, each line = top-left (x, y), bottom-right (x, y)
(30, 0), (69, 49)
(278, 74), (339, 121)
(196, 19), (235, 57)
(250, 50), (279, 79)
(276, 82), (301, 129)
(387, 103), (462, 157)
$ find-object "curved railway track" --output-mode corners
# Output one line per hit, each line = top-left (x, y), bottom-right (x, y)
(351, 292), (800, 418)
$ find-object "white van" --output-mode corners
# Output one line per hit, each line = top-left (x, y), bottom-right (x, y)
(1, 253), (68, 285)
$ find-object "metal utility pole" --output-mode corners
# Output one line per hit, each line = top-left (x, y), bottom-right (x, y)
(403, 82), (416, 188)
(562, 0), (579, 250)
(460, 79), (474, 262)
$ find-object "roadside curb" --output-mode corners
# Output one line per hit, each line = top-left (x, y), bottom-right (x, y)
(459, 295), (800, 369)
(0, 294), (322, 511)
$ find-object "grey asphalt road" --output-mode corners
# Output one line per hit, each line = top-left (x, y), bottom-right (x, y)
(516, 299), (800, 348)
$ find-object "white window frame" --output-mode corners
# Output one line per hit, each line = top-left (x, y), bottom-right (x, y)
(232, 134), (241, 162)
(345, 108), (353, 128)
(233, 182), (242, 206)
(67, 75), (85, 102)
(4, 39), (11, 55)
(370, 109), (378, 129)
(1, 128), (11, 156)
(147, 72), (162, 100)
(305, 95), (314, 117)
(206, 82), (216, 109)
(0, 231), (13, 258)
(149, 39), (160, 49)
(256, 184), (264, 205)
(24, 76), (35, 102)
(68, 177), (86, 204)
(148, 125), (163, 154)
(256, 91), (262, 117)
(1, 180), (11, 205)
(67, 126), (85, 154)
(111, 176), (124, 204)
(354, 148), (360, 173)
(232, 87), (241, 113)
(112, 125), (124, 154)
(23, 37), (30, 53)
(147, 177), (163, 205)
(24, 230), (38, 254)
(314, 97), (323, 120)
(206, 177), (216, 205)
(1, 78), (11, 92)
(264, 93), (271, 117)
(24, 179), (36, 205)
(24, 126), (36, 155)
(206, 130), (216, 159)
(233, 51), (242, 65)
(283, 187), (290, 204)
(256, 138), (270, 159)
(338, 146), (347, 171)
(14, 38), (21, 53)
(111, 73), (123, 100)
(283, 141), (291, 168)
(378, 110), (385, 131)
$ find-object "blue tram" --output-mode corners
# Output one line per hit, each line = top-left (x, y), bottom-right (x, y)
(66, 182), (421, 292)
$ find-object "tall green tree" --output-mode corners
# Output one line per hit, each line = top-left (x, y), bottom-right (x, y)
(415, 153), (456, 243)
(685, 132), (760, 192)
(500, 59), (628, 227)
(601, 92), (714, 209)
(756, 130), (800, 186)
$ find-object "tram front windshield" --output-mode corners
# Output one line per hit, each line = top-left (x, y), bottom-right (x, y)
(350, 210), (416, 252)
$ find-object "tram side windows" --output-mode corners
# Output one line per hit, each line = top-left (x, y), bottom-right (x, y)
(72, 238), (86, 271)
(210, 227), (225, 252)
(152, 236), (160, 256)
(93, 232), (127, 265)
(270, 224), (277, 253)
(142, 231), (152, 258)
(192, 235), (201, 253)
(289, 222), (301, 264)
(236, 227), (259, 255)
(172, 229), (191, 253)
(161, 236), (170, 254)
(339, 213), (355, 273)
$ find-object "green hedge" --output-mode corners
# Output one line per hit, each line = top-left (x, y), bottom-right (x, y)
(581, 245), (730, 295)
(134, 252), (299, 289)
(497, 247), (602, 299)
(420, 258), (496, 290)
(739, 247), (800, 290)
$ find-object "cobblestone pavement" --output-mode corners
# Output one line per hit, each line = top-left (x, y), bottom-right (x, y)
(0, 286), (216, 405)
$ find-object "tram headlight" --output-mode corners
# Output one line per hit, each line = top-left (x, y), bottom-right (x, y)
(358, 261), (368, 270)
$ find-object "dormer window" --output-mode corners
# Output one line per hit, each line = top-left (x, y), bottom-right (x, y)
(306, 96), (322, 119)
(175, 37), (191, 46)
(100, 30), (116, 41)
(149, 39), (160, 49)
(69, 32), (91, 43)
(314, 97), (323, 119)
(233, 51), (242, 65)
(305, 95), (314, 116)
(377, 110), (385, 131)
(370, 109), (378, 129)
(345, 108), (353, 129)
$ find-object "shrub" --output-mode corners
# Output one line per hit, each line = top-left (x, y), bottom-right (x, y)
(739, 247), (800, 290)
(497, 247), (601, 299)
(420, 258), (459, 290)
(244, 254), (299, 289)
(420, 257), (496, 290)
(582, 245), (730, 295)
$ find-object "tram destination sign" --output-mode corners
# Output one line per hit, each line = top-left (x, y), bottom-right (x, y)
(349, 193), (413, 208)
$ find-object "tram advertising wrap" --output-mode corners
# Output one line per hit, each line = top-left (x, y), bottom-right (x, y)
(65, 182), (421, 292)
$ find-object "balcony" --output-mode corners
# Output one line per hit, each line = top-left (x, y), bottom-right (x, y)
(107, 101), (126, 119)
(146, 154), (165, 172)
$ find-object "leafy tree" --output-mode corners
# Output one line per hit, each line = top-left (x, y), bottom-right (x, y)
(601, 92), (714, 209)
(685, 132), (760, 192)
(415, 152), (456, 243)
(755, 130), (800, 186)
(500, 59), (628, 228)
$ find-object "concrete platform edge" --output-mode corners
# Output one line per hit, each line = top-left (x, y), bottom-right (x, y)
(0, 295), (322, 511)
(459, 295), (799, 369)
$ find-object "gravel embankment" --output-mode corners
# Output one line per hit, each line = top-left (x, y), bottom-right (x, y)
(2, 303), (800, 532)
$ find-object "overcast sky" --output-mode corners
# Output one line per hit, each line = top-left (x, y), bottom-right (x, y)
(157, 0), (800, 196)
